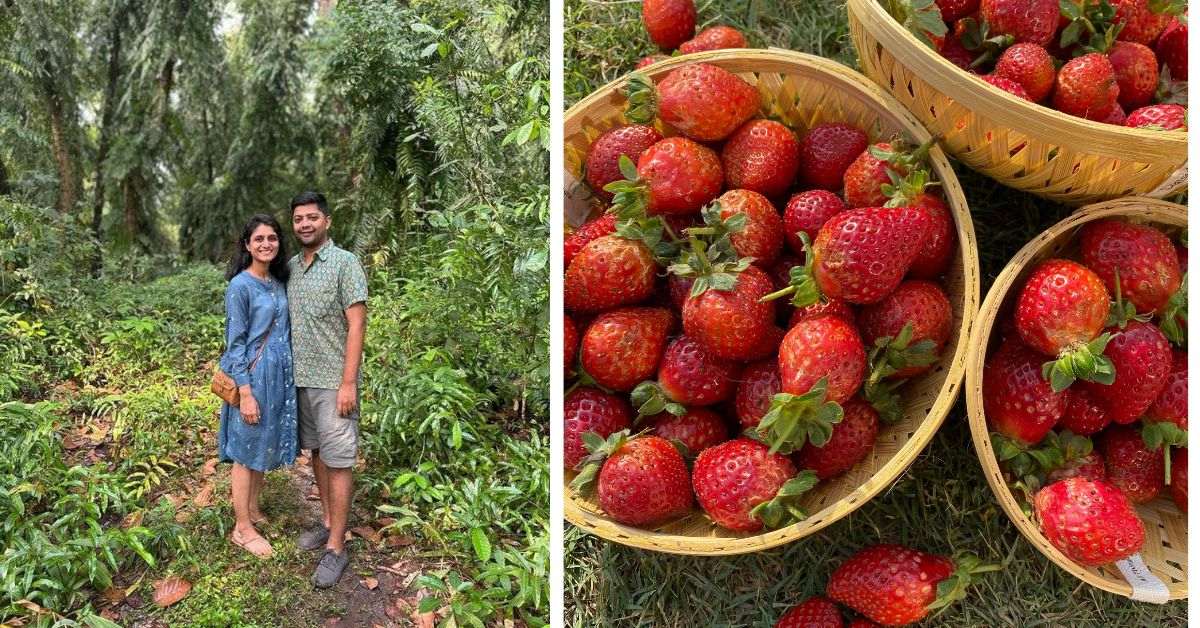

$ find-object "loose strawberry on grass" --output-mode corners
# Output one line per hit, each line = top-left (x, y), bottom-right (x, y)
(625, 64), (760, 142)
(1033, 477), (1145, 566)
(573, 431), (694, 527)
(679, 25), (748, 54)
(692, 438), (818, 531)
(641, 0), (696, 51)
(774, 595), (844, 628)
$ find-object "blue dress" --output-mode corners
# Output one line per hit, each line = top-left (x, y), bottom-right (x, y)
(217, 270), (298, 472)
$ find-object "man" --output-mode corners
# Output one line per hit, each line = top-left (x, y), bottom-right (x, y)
(287, 191), (368, 588)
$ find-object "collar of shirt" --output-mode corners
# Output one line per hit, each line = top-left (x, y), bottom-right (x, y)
(300, 239), (336, 270)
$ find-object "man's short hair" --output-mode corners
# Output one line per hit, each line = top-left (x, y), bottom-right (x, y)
(290, 191), (330, 216)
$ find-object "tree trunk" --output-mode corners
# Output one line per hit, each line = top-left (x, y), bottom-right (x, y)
(122, 169), (145, 241)
(92, 8), (126, 275)
(0, 156), (10, 197)
(40, 71), (82, 214)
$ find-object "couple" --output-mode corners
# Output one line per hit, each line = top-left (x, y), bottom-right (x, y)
(216, 191), (368, 589)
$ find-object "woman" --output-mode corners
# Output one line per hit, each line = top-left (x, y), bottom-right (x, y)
(218, 214), (298, 558)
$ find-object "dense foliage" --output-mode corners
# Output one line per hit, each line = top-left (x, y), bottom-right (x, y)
(0, 0), (547, 625)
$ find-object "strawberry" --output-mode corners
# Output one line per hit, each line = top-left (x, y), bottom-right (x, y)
(657, 334), (738, 406)
(847, 621), (881, 628)
(1033, 477), (1145, 566)
(1052, 53), (1119, 121)
(679, 25), (747, 54)
(609, 136), (724, 216)
(735, 359), (782, 430)
(1079, 219), (1182, 315)
(797, 123), (869, 191)
(582, 433), (694, 527)
(649, 407), (729, 453)
(1083, 320), (1172, 424)
(1147, 349), (1186, 429)
(717, 189), (786, 266)
(938, 0), (980, 22)
(940, 32), (976, 70)
(783, 190), (847, 256)
(826, 544), (997, 626)
(1100, 425), (1164, 503)
(1058, 387), (1111, 436)
(1046, 450), (1108, 483)
(858, 280), (953, 379)
(1096, 102), (1127, 125)
(1107, 41), (1159, 110)
(580, 307), (674, 391)
(628, 64), (760, 142)
(981, 74), (1031, 100)
(667, 273), (694, 310)
(888, 0), (951, 49)
(565, 315), (579, 372)
(1171, 448), (1186, 512)
(983, 340), (1066, 445)
(1125, 103), (1187, 130)
(993, 43), (1055, 101)
(1113, 0), (1181, 45)
(980, 0), (1058, 45)
(691, 438), (815, 531)
(843, 141), (931, 208)
(585, 125), (664, 204)
(793, 397), (879, 480)
(779, 315), (867, 406)
(564, 213), (617, 269)
(1013, 258), (1112, 391)
(789, 298), (855, 328)
(682, 264), (777, 360)
(904, 193), (955, 279)
(642, 0), (696, 50)
(565, 235), (658, 312)
(564, 388), (633, 469)
(774, 596), (844, 628)
(635, 54), (670, 70)
(1156, 15), (1186, 81)
(721, 119), (801, 200)
(744, 324), (787, 361)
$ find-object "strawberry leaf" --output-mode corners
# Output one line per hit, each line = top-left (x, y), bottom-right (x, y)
(630, 381), (686, 421)
(1040, 333), (1115, 392)
(759, 231), (822, 307)
(669, 202), (754, 296)
(756, 378), (844, 454)
(1159, 272), (1187, 346)
(748, 470), (818, 529)
(624, 72), (658, 124)
(927, 553), (1003, 617)
(1156, 65), (1188, 105)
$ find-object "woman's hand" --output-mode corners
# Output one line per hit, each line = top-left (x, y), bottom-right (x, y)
(239, 385), (260, 424)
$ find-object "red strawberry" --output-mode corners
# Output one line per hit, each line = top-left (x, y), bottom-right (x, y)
(906, 193), (955, 279)
(667, 274), (694, 311)
(1096, 102), (1127, 125)
(580, 307), (674, 391)
(564, 213), (617, 269)
(744, 324), (787, 361)
(980, 0), (1058, 45)
(1033, 477), (1145, 566)
(735, 359), (782, 429)
(1058, 387), (1111, 436)
(1171, 448), (1186, 512)
(847, 621), (880, 628)
(564, 388), (633, 469)
(1052, 54), (1120, 121)
(658, 335), (738, 406)
(649, 63), (760, 142)
(993, 43), (1056, 101)
(827, 544), (996, 626)
(692, 438), (811, 531)
(1013, 258), (1111, 390)
(632, 137), (724, 215)
(794, 397), (879, 480)
(1046, 450), (1108, 483)
(717, 189), (786, 266)
(650, 407), (729, 453)
(635, 54), (670, 70)
(1156, 15), (1186, 80)
(679, 25), (748, 54)
(809, 206), (932, 305)
(642, 0), (696, 50)
(585, 125), (664, 204)
(565, 315), (579, 371)
(938, 0), (980, 22)
(1147, 350), (1186, 429)
(1083, 320), (1172, 424)
(779, 315), (867, 405)
(1113, 0), (1179, 45)
(783, 190), (847, 256)
(843, 143), (908, 208)
(774, 596), (844, 628)
(595, 434), (694, 526)
(682, 265), (777, 360)
(1107, 41), (1159, 110)
(721, 119), (801, 200)
(983, 340), (1066, 445)
(857, 281), (953, 379)
(1079, 219), (1182, 315)
(797, 123), (869, 191)
(565, 235), (658, 312)
(889, 0), (951, 48)
(981, 74), (1031, 100)
(1100, 425), (1165, 503)
(940, 35), (976, 70)
(788, 298), (855, 328)
(1125, 104), (1187, 130)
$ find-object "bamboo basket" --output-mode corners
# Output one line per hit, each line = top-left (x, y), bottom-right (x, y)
(846, 0), (1188, 206)
(964, 197), (1187, 600)
(564, 49), (981, 555)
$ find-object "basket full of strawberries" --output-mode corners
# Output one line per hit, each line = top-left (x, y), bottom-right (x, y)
(563, 49), (981, 555)
(965, 196), (1186, 600)
(847, 0), (1188, 205)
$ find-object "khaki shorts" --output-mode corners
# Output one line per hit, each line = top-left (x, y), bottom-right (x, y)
(298, 387), (359, 469)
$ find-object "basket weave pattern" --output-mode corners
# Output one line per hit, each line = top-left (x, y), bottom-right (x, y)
(846, 0), (1188, 206)
(564, 50), (981, 555)
(964, 197), (1187, 599)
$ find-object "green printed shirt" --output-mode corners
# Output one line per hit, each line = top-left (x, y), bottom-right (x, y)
(287, 240), (368, 390)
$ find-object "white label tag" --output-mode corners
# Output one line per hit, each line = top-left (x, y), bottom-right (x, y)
(1146, 164), (1188, 199)
(1114, 553), (1171, 604)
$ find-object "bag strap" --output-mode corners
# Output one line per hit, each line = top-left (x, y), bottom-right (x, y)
(246, 288), (278, 373)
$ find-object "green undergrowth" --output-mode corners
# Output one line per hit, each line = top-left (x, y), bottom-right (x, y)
(564, 0), (1186, 625)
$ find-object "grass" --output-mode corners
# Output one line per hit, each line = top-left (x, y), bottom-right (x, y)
(564, 0), (1188, 625)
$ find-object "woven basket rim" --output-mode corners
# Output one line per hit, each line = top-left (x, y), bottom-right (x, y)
(963, 196), (1188, 600)
(846, 0), (1187, 151)
(564, 49), (981, 555)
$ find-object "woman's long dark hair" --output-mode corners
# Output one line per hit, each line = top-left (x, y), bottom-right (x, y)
(225, 214), (291, 283)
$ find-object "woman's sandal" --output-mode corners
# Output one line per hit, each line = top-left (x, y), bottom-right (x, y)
(231, 528), (274, 558)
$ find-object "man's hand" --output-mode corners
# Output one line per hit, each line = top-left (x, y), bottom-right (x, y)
(336, 380), (358, 417)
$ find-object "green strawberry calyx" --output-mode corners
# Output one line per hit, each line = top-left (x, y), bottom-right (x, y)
(1159, 271), (1187, 346)
(630, 380), (687, 422)
(863, 322), (939, 423)
(754, 377), (844, 455)
(992, 430), (1093, 494)
(1040, 333), (1115, 393)
(1105, 270), (1152, 330)
(927, 552), (1003, 617)
(1155, 65), (1188, 105)
(758, 231), (823, 308)
(748, 470), (819, 529)
(882, 167), (941, 208)
(668, 202), (754, 297)
(570, 429), (630, 494)
(605, 155), (681, 263)
(955, 17), (1014, 69)
(1059, 0), (1123, 55)
(624, 72), (658, 125)
(1141, 419), (1187, 484)
(885, 0), (949, 50)
(1147, 0), (1187, 17)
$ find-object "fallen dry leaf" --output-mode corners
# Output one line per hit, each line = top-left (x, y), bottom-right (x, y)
(362, 576), (379, 590)
(152, 576), (191, 608)
(351, 526), (381, 544)
(100, 608), (121, 621)
(375, 517), (397, 528)
(201, 458), (219, 476)
(322, 617), (341, 628)
(101, 586), (126, 606)
(412, 609), (436, 628)
(192, 484), (214, 508)
(121, 511), (145, 529)
(386, 535), (416, 548)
